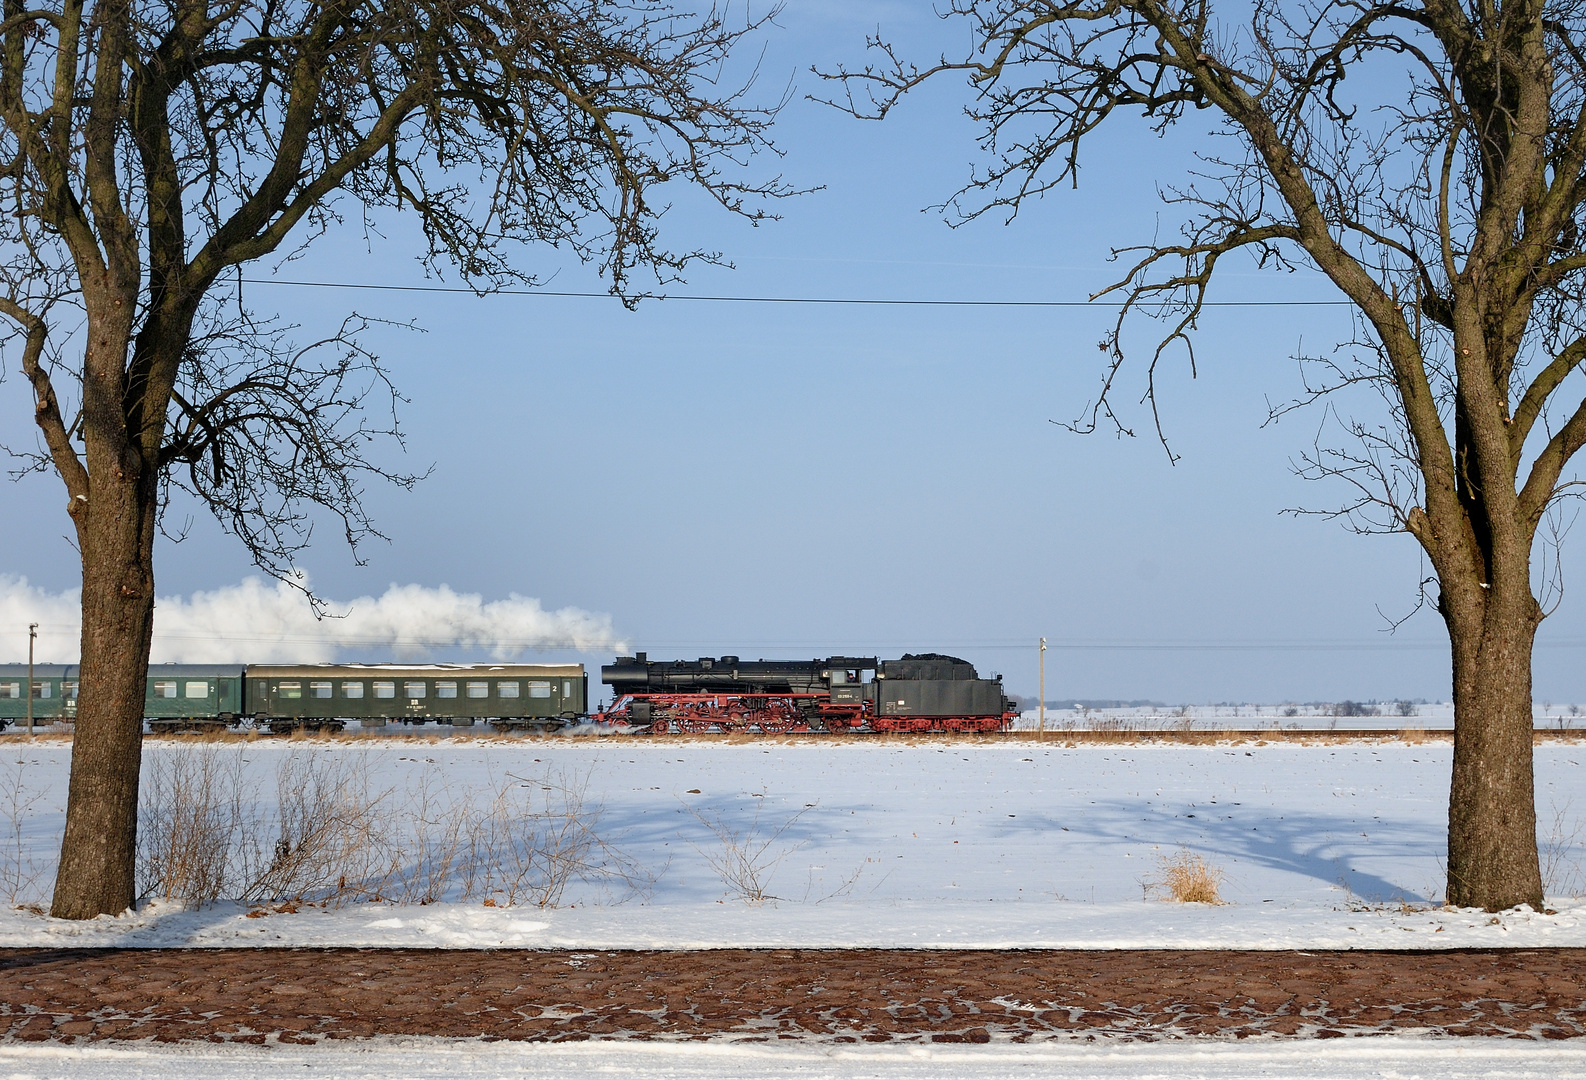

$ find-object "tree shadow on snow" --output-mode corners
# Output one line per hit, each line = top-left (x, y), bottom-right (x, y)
(1019, 798), (1445, 904)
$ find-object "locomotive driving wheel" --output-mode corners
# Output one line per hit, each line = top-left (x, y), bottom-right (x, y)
(748, 699), (799, 735)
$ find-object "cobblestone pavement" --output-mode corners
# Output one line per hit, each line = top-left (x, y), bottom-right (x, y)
(2, 948), (1584, 1044)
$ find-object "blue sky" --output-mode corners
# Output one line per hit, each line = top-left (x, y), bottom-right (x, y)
(4, 2), (1585, 703)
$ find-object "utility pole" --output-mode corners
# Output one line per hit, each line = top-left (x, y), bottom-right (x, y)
(27, 623), (37, 737)
(1038, 637), (1046, 738)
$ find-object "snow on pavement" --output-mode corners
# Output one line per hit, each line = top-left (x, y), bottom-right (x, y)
(2, 1037), (1582, 1080)
(3, 736), (1585, 949)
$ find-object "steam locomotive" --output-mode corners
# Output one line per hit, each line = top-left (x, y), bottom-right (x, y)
(598, 652), (1017, 734)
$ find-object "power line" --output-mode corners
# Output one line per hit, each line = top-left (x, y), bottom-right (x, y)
(33, 630), (1438, 650)
(16, 623), (1586, 651)
(241, 277), (1352, 308)
(14, 629), (1585, 651)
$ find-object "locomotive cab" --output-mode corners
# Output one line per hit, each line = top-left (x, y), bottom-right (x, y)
(827, 666), (864, 705)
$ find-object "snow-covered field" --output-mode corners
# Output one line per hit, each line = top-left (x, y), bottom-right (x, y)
(3, 735), (1586, 949)
(1, 1036), (1581, 1080)
(1012, 702), (1586, 732)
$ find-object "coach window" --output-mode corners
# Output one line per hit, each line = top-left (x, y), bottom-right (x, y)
(309, 681), (333, 699)
(0, 682), (17, 699)
(466, 681), (489, 699)
(32, 681), (51, 699)
(184, 681), (208, 699)
(62, 682), (78, 700)
(153, 680), (178, 698)
(436, 681), (457, 699)
(278, 681), (302, 700)
(497, 681), (520, 698)
(405, 681), (427, 699)
(562, 680), (573, 698)
(342, 682), (365, 699)
(528, 681), (552, 699)
(373, 681), (395, 699)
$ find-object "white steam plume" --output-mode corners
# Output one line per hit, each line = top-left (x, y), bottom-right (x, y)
(0, 574), (621, 663)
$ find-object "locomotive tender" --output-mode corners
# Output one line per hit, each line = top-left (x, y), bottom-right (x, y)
(599, 652), (1017, 734)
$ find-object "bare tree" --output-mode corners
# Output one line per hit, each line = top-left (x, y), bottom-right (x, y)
(822, 0), (1586, 910)
(0, 0), (791, 919)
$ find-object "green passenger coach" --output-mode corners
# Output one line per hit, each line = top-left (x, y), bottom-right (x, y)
(0, 664), (244, 731)
(0, 664), (79, 727)
(142, 665), (246, 731)
(244, 663), (588, 732)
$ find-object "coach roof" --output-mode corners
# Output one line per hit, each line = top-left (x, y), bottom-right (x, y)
(244, 663), (584, 679)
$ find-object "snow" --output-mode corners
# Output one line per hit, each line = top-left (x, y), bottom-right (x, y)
(2, 894), (1583, 951)
(1012, 701), (1586, 732)
(3, 735), (1586, 950)
(1, 1037), (1581, 1079)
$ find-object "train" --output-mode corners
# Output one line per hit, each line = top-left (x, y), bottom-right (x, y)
(0, 651), (1016, 735)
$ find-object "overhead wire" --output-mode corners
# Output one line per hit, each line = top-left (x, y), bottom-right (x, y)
(115, 630), (1586, 652)
(240, 277), (1352, 308)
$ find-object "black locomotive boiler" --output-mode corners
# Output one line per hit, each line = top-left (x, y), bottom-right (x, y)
(599, 652), (1017, 734)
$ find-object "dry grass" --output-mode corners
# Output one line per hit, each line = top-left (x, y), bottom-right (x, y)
(1541, 799), (1586, 900)
(1147, 848), (1225, 904)
(469, 767), (654, 908)
(137, 740), (254, 905)
(0, 755), (51, 905)
(687, 799), (812, 903)
(242, 748), (395, 904)
(133, 745), (648, 909)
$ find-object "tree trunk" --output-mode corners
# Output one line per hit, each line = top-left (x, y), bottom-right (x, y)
(49, 440), (158, 919)
(1445, 599), (1545, 911)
